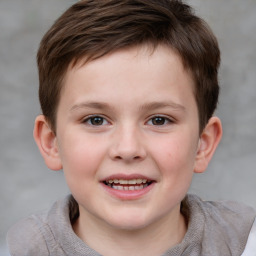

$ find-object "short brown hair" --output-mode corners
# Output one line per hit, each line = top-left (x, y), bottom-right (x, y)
(37, 0), (220, 133)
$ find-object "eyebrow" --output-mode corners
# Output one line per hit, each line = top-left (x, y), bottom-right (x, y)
(139, 101), (186, 112)
(70, 101), (186, 112)
(70, 102), (112, 112)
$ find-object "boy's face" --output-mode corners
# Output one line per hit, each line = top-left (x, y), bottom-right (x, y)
(55, 45), (200, 230)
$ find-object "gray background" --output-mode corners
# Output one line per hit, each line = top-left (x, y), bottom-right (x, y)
(1, 0), (256, 255)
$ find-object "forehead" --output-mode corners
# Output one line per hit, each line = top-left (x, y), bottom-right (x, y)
(66, 43), (194, 80)
(59, 44), (196, 111)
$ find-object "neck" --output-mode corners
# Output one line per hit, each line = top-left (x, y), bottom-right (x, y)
(73, 205), (187, 256)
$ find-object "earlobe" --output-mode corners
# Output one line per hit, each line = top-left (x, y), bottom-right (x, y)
(33, 115), (62, 171)
(194, 116), (222, 173)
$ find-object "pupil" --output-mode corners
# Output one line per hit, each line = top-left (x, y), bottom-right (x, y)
(92, 117), (103, 125)
(153, 117), (165, 125)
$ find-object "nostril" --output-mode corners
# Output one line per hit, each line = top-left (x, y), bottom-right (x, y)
(114, 155), (142, 161)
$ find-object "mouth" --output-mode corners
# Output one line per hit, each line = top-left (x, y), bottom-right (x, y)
(103, 178), (154, 191)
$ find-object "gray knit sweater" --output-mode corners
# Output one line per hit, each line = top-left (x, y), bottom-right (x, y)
(7, 194), (256, 256)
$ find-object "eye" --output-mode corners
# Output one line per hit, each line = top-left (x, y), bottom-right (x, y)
(147, 116), (172, 126)
(83, 116), (109, 126)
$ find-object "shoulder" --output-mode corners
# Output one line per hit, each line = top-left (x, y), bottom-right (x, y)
(7, 213), (49, 256)
(185, 194), (256, 255)
(189, 194), (256, 226)
(7, 195), (73, 256)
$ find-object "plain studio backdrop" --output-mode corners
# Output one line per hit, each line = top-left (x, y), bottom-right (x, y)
(1, 0), (256, 255)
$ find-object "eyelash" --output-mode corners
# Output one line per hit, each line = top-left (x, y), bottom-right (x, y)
(82, 115), (109, 126)
(146, 116), (174, 126)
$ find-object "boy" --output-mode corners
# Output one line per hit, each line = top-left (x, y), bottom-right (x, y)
(7, 0), (256, 255)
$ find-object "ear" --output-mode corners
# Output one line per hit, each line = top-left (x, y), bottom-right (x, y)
(194, 116), (222, 173)
(33, 115), (62, 171)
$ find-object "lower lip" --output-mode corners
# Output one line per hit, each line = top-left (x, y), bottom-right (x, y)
(101, 182), (155, 200)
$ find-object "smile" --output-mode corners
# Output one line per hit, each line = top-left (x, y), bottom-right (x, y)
(103, 179), (153, 191)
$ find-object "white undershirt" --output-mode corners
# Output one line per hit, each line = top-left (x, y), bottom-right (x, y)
(241, 219), (256, 256)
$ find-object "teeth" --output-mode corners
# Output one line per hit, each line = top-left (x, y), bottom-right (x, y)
(105, 178), (151, 191)
(135, 185), (144, 190)
(112, 185), (123, 190)
(112, 184), (148, 191)
(128, 179), (137, 184)
(119, 180), (128, 184)
(106, 179), (148, 185)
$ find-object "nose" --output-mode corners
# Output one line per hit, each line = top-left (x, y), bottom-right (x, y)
(108, 124), (147, 162)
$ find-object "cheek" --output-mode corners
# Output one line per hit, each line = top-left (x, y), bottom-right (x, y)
(150, 133), (198, 175)
(155, 136), (197, 200)
(58, 133), (106, 178)
(58, 137), (104, 200)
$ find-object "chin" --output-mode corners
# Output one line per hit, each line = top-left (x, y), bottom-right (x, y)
(105, 213), (153, 231)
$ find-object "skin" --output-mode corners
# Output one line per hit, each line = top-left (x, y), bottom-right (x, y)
(34, 44), (222, 256)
